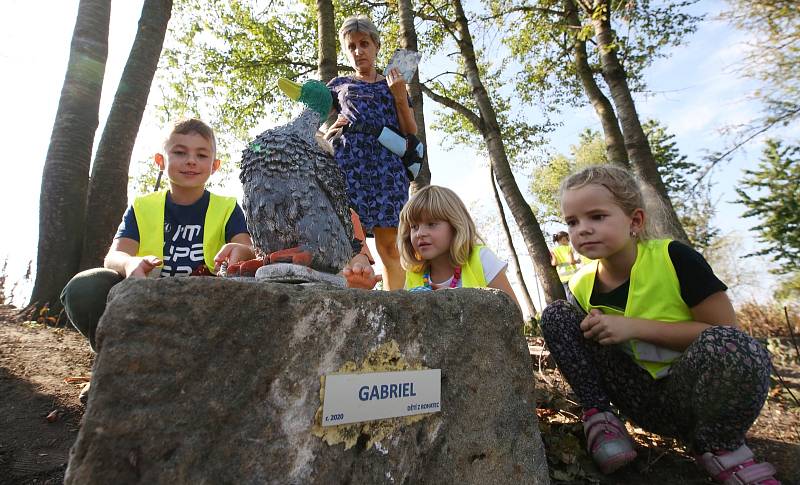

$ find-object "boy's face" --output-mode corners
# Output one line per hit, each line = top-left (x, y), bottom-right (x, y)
(156, 132), (219, 190)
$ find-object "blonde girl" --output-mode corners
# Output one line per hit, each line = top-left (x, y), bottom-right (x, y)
(540, 165), (777, 483)
(397, 185), (518, 305)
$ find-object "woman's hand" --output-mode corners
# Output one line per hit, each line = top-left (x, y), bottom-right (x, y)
(580, 309), (638, 345)
(386, 68), (408, 99)
(324, 114), (349, 141)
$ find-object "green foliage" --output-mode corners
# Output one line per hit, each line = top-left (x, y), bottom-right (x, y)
(776, 272), (800, 302)
(499, 0), (702, 114)
(529, 121), (719, 249)
(735, 139), (800, 274)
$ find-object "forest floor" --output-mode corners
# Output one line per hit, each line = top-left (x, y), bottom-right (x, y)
(0, 304), (798, 484)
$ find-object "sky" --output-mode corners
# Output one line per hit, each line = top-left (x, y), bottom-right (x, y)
(0, 1), (795, 312)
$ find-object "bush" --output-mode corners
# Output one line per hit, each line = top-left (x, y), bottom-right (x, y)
(736, 300), (800, 338)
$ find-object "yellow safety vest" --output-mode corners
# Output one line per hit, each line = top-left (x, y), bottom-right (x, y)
(405, 245), (488, 289)
(569, 239), (692, 379)
(132, 190), (237, 275)
(553, 244), (578, 283)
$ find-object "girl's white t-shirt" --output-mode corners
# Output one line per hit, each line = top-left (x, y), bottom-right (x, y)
(431, 247), (508, 289)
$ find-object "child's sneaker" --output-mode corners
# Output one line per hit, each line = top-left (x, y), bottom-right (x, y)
(696, 444), (780, 484)
(582, 408), (637, 474)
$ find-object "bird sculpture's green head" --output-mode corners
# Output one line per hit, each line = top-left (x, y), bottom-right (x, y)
(278, 78), (332, 121)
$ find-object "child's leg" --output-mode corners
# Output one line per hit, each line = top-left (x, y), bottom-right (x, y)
(662, 325), (771, 453)
(541, 300), (659, 412)
(60, 268), (123, 351)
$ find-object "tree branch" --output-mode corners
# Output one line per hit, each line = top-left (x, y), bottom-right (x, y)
(479, 4), (564, 21)
(420, 82), (483, 131)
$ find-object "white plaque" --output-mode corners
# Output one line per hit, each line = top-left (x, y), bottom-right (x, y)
(321, 369), (441, 426)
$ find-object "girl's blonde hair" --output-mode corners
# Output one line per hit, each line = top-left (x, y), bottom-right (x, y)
(398, 185), (484, 273)
(560, 164), (672, 241)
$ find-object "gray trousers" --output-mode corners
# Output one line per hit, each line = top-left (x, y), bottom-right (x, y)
(60, 268), (123, 351)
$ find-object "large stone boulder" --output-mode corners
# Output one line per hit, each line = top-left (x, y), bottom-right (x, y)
(66, 278), (549, 484)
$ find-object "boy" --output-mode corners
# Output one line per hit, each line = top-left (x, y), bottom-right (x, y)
(61, 118), (254, 362)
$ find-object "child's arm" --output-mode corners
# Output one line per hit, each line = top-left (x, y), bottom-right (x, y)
(488, 272), (520, 308)
(549, 250), (557, 267)
(342, 253), (382, 289)
(213, 233), (255, 272)
(581, 291), (737, 351)
(103, 237), (161, 278)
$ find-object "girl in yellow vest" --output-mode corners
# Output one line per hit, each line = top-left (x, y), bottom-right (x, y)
(550, 231), (579, 287)
(540, 165), (777, 483)
(397, 185), (518, 305)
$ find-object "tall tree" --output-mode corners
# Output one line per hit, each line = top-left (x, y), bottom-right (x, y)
(563, 0), (628, 165)
(584, 0), (688, 242)
(30, 0), (111, 313)
(735, 140), (800, 275)
(499, 0), (701, 242)
(80, 0), (174, 270)
(420, 0), (564, 302)
(316, 0), (337, 83)
(397, 0), (431, 189)
(491, 167), (537, 317)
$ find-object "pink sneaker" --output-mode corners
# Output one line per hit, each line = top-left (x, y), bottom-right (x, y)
(696, 444), (780, 484)
(582, 409), (637, 474)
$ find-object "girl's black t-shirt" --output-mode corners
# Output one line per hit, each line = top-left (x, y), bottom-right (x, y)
(579, 241), (728, 312)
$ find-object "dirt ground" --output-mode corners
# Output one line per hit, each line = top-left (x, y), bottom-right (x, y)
(0, 305), (797, 484)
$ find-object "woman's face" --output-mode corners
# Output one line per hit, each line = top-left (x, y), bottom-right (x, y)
(344, 31), (379, 73)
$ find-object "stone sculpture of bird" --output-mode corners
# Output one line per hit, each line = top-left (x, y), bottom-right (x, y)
(232, 78), (356, 277)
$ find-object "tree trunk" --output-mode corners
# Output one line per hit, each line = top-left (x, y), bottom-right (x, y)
(451, 0), (564, 302)
(30, 0), (111, 314)
(590, 0), (689, 242)
(316, 0), (337, 83)
(564, 0), (628, 166)
(397, 0), (431, 190)
(80, 0), (173, 271)
(490, 166), (538, 317)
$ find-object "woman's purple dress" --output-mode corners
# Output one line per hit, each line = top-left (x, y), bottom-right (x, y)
(328, 76), (411, 231)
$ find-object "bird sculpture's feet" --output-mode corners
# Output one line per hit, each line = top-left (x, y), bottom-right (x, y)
(268, 247), (313, 267)
(225, 258), (266, 277)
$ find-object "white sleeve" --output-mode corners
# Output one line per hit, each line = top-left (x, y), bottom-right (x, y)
(479, 247), (508, 284)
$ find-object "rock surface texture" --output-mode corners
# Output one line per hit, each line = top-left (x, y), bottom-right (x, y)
(65, 278), (549, 484)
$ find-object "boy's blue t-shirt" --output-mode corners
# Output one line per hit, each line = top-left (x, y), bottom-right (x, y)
(115, 190), (249, 277)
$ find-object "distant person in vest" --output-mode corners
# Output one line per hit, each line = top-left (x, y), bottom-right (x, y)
(540, 164), (778, 484)
(550, 230), (579, 289)
(325, 15), (417, 291)
(397, 185), (518, 306)
(60, 119), (255, 402)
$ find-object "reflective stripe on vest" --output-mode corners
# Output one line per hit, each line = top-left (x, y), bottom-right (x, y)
(405, 245), (488, 289)
(553, 244), (578, 283)
(132, 190), (237, 274)
(568, 239), (692, 379)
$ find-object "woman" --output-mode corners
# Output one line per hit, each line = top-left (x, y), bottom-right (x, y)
(326, 15), (417, 290)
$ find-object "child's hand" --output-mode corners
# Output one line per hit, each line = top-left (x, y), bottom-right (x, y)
(214, 243), (256, 272)
(124, 256), (161, 279)
(580, 309), (637, 345)
(343, 255), (381, 289)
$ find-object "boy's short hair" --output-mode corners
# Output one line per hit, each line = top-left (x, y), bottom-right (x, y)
(164, 118), (217, 155)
